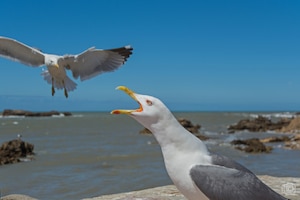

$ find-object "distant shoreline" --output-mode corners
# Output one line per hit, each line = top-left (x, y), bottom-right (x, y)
(1, 109), (72, 117)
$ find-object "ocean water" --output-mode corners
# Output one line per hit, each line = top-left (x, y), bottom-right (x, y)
(0, 112), (299, 199)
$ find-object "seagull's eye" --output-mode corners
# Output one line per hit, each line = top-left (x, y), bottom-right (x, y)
(146, 100), (153, 106)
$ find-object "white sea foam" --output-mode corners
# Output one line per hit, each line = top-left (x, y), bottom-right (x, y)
(224, 135), (238, 143)
(51, 113), (65, 118)
(249, 112), (296, 119)
(0, 115), (25, 119)
(72, 114), (84, 118)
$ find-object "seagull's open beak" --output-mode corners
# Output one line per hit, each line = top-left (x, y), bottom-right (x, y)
(111, 86), (143, 114)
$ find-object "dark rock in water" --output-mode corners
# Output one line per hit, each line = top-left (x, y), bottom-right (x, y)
(231, 138), (273, 153)
(140, 118), (209, 140)
(63, 112), (72, 116)
(177, 118), (201, 134)
(228, 116), (291, 132)
(228, 116), (300, 152)
(259, 136), (291, 143)
(193, 133), (209, 141)
(285, 134), (300, 150)
(0, 139), (35, 165)
(281, 117), (300, 133)
(252, 135), (299, 150)
(2, 109), (72, 117)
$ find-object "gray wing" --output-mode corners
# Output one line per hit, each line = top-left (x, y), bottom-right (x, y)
(0, 36), (45, 67)
(211, 154), (254, 174)
(190, 165), (288, 200)
(60, 45), (133, 81)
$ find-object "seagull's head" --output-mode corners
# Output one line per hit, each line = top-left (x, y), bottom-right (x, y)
(45, 56), (59, 68)
(111, 86), (172, 130)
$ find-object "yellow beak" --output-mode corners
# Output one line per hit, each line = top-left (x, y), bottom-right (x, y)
(111, 86), (143, 114)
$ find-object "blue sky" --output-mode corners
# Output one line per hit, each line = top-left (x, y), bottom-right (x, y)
(0, 0), (299, 111)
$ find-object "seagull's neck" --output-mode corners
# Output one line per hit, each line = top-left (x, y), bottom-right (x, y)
(148, 112), (209, 155)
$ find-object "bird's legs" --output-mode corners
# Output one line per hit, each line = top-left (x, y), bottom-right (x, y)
(64, 89), (68, 98)
(51, 77), (55, 96)
(63, 80), (68, 98)
(51, 78), (68, 98)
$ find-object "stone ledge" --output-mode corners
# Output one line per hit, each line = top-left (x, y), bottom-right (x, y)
(84, 176), (300, 200)
(2, 176), (300, 200)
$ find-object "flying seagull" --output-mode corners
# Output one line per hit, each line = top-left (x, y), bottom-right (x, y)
(0, 36), (133, 98)
(111, 86), (289, 200)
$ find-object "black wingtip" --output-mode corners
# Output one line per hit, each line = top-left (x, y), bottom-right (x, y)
(109, 46), (133, 62)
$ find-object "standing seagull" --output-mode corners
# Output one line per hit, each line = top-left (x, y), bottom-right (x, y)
(111, 86), (289, 200)
(0, 36), (132, 98)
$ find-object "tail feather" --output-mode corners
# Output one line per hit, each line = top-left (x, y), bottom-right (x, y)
(64, 76), (77, 92)
(41, 70), (77, 92)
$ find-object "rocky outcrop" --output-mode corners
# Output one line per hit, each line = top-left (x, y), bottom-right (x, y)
(228, 116), (300, 151)
(285, 134), (300, 150)
(0, 139), (35, 165)
(281, 117), (300, 133)
(232, 135), (300, 153)
(259, 135), (291, 143)
(231, 138), (273, 153)
(228, 116), (291, 132)
(2, 109), (72, 117)
(139, 118), (209, 140)
(177, 118), (201, 134)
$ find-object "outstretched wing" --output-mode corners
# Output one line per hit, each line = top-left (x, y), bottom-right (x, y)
(190, 165), (288, 200)
(0, 36), (45, 67)
(60, 45), (133, 81)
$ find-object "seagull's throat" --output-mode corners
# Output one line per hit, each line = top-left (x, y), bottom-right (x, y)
(146, 116), (184, 145)
(111, 102), (143, 114)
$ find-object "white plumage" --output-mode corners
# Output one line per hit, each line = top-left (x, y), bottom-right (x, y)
(111, 86), (288, 200)
(0, 36), (133, 97)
